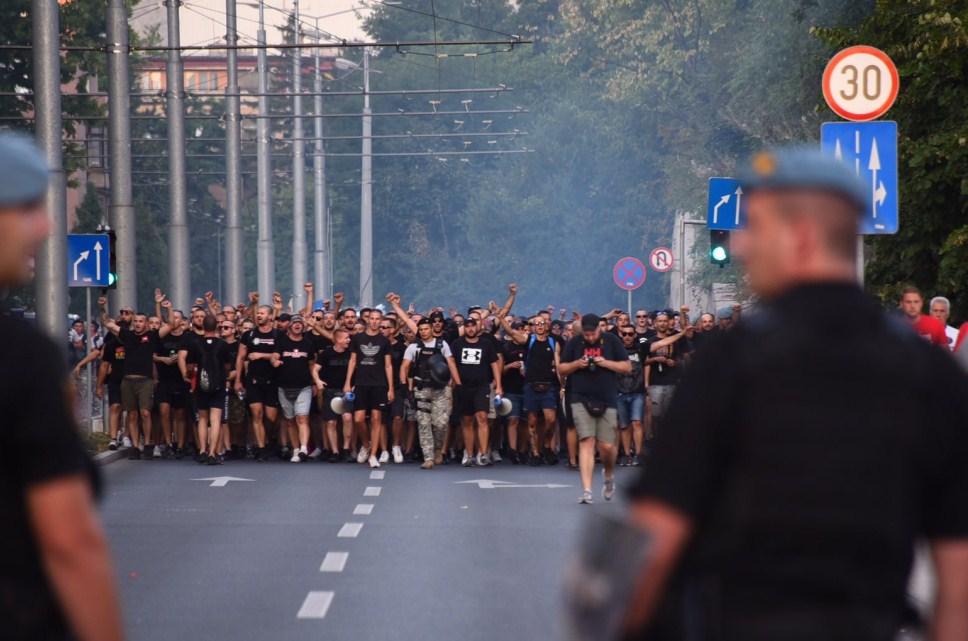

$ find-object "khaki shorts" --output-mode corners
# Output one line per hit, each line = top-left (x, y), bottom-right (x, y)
(121, 376), (154, 412)
(571, 403), (617, 444)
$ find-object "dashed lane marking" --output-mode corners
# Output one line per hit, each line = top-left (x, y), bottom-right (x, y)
(337, 522), (363, 538)
(297, 591), (334, 619)
(320, 552), (349, 573)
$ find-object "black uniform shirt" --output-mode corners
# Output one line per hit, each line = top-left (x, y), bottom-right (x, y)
(629, 283), (968, 640)
(0, 316), (99, 640)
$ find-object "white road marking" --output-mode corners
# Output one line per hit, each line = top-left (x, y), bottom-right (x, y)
(337, 522), (363, 538)
(364, 486), (382, 497)
(353, 503), (374, 515)
(320, 552), (349, 573)
(369, 470), (385, 480)
(190, 476), (254, 487)
(297, 591), (334, 619)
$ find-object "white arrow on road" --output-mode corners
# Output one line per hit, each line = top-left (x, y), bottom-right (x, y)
(93, 241), (103, 281)
(192, 476), (254, 487)
(868, 137), (884, 220)
(712, 194), (730, 225)
(72, 251), (89, 282)
(733, 186), (743, 226)
(455, 479), (571, 490)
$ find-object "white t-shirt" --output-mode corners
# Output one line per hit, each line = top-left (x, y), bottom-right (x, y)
(403, 338), (453, 362)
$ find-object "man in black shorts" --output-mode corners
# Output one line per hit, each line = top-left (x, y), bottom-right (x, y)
(315, 329), (353, 462)
(344, 308), (394, 469)
(452, 317), (503, 466)
(234, 304), (279, 461)
(153, 309), (190, 457)
(382, 315), (408, 464)
(97, 308), (132, 450)
(178, 313), (234, 465)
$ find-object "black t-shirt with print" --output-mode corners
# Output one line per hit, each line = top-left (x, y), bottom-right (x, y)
(562, 332), (628, 406)
(240, 326), (279, 382)
(501, 340), (527, 394)
(645, 333), (681, 386)
(350, 332), (390, 388)
(118, 327), (161, 377)
(452, 336), (498, 387)
(317, 346), (351, 389)
(273, 334), (317, 389)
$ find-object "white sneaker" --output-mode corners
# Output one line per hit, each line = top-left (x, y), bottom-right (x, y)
(490, 450), (502, 463)
(476, 453), (489, 467)
(392, 446), (404, 464)
(357, 446), (369, 464)
(290, 451), (301, 463)
(122, 436), (132, 448)
(461, 450), (472, 467)
(379, 450), (389, 464)
(368, 455), (380, 469)
(153, 444), (163, 458)
(308, 447), (323, 459)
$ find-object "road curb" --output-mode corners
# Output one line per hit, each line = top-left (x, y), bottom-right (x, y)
(93, 448), (126, 466)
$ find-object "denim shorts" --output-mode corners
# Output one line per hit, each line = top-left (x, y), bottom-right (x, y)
(503, 392), (524, 419)
(616, 392), (644, 427)
(523, 383), (558, 413)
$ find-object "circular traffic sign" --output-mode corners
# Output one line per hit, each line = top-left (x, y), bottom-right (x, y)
(649, 247), (674, 273)
(613, 257), (646, 291)
(822, 45), (899, 122)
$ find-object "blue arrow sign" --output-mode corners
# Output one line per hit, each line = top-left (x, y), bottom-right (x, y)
(821, 121), (898, 234)
(67, 234), (111, 287)
(707, 177), (744, 231)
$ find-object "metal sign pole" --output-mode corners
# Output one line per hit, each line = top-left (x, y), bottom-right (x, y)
(86, 288), (94, 432)
(627, 289), (632, 319)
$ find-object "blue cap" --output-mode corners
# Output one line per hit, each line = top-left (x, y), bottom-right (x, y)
(717, 307), (733, 320)
(737, 146), (869, 214)
(0, 133), (49, 208)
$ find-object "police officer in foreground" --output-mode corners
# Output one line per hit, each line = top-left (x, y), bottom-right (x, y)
(621, 148), (968, 641)
(0, 134), (124, 641)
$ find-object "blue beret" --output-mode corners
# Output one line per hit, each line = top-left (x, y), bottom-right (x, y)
(738, 146), (869, 214)
(0, 133), (49, 207)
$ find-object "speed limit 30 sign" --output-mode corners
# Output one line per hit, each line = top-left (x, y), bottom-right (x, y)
(822, 45), (899, 122)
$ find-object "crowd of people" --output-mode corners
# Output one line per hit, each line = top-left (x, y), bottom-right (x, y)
(70, 280), (967, 502)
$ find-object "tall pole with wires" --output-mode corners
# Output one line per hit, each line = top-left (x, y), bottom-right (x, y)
(312, 22), (329, 300)
(31, 0), (66, 340)
(255, 0), (274, 303)
(291, 0), (307, 310)
(107, 0), (137, 312)
(359, 47), (373, 307)
(224, 0), (243, 306)
(166, 0), (190, 312)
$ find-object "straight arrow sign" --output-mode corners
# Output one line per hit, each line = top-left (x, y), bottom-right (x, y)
(93, 241), (103, 281)
(868, 137), (883, 220)
(733, 187), (743, 226)
(455, 479), (571, 490)
(192, 476), (254, 487)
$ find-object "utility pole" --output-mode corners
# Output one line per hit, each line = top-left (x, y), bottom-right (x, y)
(166, 0), (190, 312)
(291, 0), (307, 311)
(31, 0), (67, 340)
(359, 47), (373, 307)
(224, 0), (243, 305)
(255, 0), (274, 303)
(312, 21), (329, 300)
(107, 0), (137, 312)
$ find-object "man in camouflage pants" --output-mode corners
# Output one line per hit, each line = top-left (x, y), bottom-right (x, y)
(400, 317), (461, 469)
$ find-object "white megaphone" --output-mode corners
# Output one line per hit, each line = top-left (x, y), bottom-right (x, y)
(330, 391), (355, 415)
(493, 394), (513, 417)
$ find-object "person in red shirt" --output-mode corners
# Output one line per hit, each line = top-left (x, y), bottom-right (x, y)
(899, 286), (947, 347)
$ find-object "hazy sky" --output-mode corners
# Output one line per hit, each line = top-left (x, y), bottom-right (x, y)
(133, 0), (369, 47)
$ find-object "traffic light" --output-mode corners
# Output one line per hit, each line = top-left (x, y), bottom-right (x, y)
(710, 230), (730, 267)
(106, 229), (118, 289)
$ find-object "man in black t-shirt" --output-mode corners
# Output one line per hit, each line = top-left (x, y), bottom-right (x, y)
(153, 309), (190, 457)
(271, 315), (319, 462)
(315, 329), (353, 462)
(0, 132), (122, 641)
(382, 316), (409, 464)
(178, 313), (233, 465)
(97, 313), (131, 450)
(344, 308), (394, 469)
(452, 317), (503, 467)
(234, 304), (280, 461)
(559, 314), (630, 504)
(100, 291), (173, 460)
(501, 335), (528, 464)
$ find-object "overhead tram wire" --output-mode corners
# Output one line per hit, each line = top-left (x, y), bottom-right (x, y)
(0, 38), (528, 53)
(365, 0), (520, 40)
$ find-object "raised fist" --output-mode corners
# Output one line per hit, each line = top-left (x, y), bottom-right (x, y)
(508, 283), (517, 295)
(248, 291), (259, 304)
(154, 288), (165, 303)
(97, 296), (107, 308)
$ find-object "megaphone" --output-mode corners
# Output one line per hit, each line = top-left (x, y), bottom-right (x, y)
(330, 391), (355, 415)
(493, 394), (513, 417)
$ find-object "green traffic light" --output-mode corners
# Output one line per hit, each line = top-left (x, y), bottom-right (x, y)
(108, 272), (117, 286)
(711, 246), (728, 262)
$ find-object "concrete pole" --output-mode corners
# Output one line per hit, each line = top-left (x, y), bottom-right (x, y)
(107, 0), (136, 312)
(166, 0), (190, 311)
(31, 0), (67, 341)
(312, 28), (329, 300)
(255, 0), (274, 303)
(359, 48), (373, 307)
(223, 0), (243, 306)
(291, 0), (307, 310)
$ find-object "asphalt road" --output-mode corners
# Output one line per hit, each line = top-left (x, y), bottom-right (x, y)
(99, 456), (637, 641)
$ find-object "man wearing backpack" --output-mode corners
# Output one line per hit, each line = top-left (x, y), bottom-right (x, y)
(500, 313), (562, 466)
(399, 315), (462, 469)
(178, 313), (233, 465)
